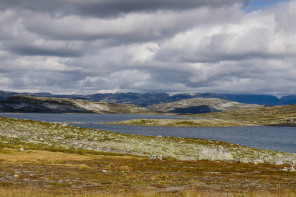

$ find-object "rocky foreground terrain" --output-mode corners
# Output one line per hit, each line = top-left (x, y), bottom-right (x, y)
(1, 116), (296, 196)
(1, 116), (295, 165)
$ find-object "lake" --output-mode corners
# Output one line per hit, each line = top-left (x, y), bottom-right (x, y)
(1, 113), (295, 153)
(0, 113), (194, 123)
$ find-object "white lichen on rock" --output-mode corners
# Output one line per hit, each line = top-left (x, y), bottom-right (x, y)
(0, 116), (296, 165)
(197, 147), (234, 161)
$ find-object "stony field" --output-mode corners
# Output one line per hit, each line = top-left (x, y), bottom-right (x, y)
(1, 116), (296, 196)
(1, 116), (296, 164)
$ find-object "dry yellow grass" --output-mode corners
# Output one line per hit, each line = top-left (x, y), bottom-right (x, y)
(105, 118), (249, 127)
(0, 148), (138, 165)
(0, 187), (295, 197)
(0, 148), (92, 164)
(1, 148), (296, 196)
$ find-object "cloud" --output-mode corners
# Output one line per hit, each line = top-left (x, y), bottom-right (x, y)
(22, 5), (242, 43)
(0, 0), (241, 17)
(157, 6), (296, 63)
(0, 0), (296, 95)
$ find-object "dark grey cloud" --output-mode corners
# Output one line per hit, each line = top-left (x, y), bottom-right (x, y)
(9, 46), (83, 57)
(66, 0), (240, 17)
(0, 0), (241, 17)
(22, 5), (241, 43)
(5, 69), (90, 94)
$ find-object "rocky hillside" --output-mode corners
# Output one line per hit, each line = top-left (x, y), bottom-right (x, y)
(88, 92), (225, 106)
(0, 95), (149, 114)
(148, 98), (261, 114)
(1, 116), (296, 164)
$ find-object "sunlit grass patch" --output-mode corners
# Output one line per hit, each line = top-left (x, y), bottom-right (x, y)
(105, 118), (248, 127)
(193, 104), (296, 126)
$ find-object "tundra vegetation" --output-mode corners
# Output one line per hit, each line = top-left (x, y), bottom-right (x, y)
(194, 104), (296, 127)
(1, 116), (296, 196)
(107, 104), (296, 127)
(105, 118), (248, 127)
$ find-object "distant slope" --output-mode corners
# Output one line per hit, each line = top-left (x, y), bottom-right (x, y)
(280, 95), (296, 105)
(221, 94), (280, 105)
(195, 104), (296, 126)
(88, 92), (225, 107)
(148, 98), (261, 114)
(0, 95), (149, 114)
(0, 90), (88, 101)
(0, 90), (18, 100)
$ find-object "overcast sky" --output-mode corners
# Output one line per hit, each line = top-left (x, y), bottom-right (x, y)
(0, 0), (295, 95)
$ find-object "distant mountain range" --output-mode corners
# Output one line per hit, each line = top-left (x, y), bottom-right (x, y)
(1, 90), (296, 107)
(0, 95), (148, 114)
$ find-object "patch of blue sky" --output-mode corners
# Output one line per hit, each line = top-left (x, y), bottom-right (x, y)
(243, 0), (290, 12)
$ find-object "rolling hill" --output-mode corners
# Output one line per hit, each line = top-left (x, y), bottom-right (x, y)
(0, 95), (149, 114)
(147, 97), (261, 114)
(194, 104), (296, 126)
(1, 90), (296, 109)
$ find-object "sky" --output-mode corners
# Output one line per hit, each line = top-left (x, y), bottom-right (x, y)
(0, 0), (295, 95)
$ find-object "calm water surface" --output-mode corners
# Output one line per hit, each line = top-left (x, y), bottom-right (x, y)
(1, 113), (295, 153)
(0, 113), (192, 123)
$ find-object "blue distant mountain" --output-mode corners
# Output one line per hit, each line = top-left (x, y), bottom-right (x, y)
(279, 95), (296, 105)
(221, 94), (280, 106)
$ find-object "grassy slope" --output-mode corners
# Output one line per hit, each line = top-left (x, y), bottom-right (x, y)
(107, 105), (296, 127)
(194, 104), (296, 126)
(105, 118), (249, 127)
(1, 116), (296, 196)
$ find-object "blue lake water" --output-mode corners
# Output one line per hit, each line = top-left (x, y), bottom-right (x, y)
(0, 113), (193, 123)
(1, 113), (295, 153)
